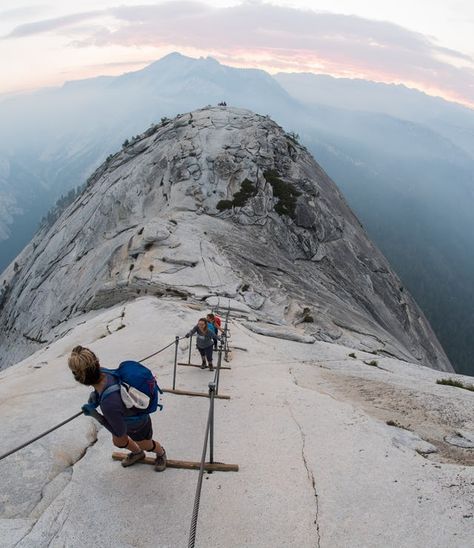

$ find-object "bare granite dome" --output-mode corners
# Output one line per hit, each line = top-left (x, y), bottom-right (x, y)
(0, 106), (452, 371)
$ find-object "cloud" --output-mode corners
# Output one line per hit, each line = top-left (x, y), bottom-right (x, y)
(0, 5), (52, 21)
(4, 1), (474, 106)
(3, 10), (103, 38)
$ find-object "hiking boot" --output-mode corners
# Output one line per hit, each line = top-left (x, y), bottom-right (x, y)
(154, 448), (167, 472)
(121, 450), (145, 467)
(208, 363), (214, 371)
(201, 360), (207, 369)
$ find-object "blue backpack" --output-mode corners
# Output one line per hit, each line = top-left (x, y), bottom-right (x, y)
(100, 361), (163, 417)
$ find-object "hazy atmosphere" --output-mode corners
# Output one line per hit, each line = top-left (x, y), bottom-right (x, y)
(1, 1), (474, 106)
(1, 3), (474, 547)
(1, 1), (474, 377)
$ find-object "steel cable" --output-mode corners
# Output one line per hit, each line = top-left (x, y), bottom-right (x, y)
(188, 384), (215, 548)
(0, 336), (180, 462)
(140, 337), (185, 363)
(189, 305), (231, 546)
(0, 411), (83, 462)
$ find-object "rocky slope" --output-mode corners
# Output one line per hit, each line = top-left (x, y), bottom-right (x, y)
(0, 106), (452, 371)
(0, 297), (472, 547)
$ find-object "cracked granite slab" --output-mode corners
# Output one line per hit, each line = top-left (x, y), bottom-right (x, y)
(0, 298), (472, 547)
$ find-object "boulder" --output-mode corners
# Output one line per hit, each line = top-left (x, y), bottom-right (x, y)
(391, 427), (438, 455)
(242, 322), (315, 344)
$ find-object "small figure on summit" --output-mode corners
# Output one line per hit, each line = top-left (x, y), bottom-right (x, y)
(186, 317), (220, 370)
(68, 346), (167, 471)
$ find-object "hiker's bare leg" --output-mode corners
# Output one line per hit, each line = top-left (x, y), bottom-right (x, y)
(113, 434), (141, 452)
(137, 439), (164, 454)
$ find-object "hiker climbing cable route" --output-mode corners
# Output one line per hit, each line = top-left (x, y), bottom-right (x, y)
(68, 346), (167, 471)
(186, 317), (221, 370)
(207, 312), (223, 350)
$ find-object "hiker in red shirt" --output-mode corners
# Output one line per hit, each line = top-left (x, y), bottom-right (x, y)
(207, 313), (224, 350)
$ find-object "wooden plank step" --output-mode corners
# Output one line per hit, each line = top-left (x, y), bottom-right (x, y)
(162, 388), (231, 400)
(112, 452), (239, 472)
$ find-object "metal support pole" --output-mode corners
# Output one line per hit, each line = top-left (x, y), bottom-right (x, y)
(224, 328), (230, 362)
(215, 342), (223, 396)
(188, 333), (193, 365)
(224, 332), (229, 362)
(208, 381), (216, 466)
(223, 308), (230, 361)
(172, 335), (179, 390)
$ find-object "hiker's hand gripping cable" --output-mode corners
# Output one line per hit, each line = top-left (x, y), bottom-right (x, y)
(81, 392), (105, 425)
(81, 396), (144, 456)
(82, 389), (137, 440)
(81, 403), (105, 424)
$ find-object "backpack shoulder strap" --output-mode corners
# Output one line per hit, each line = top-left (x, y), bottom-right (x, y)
(99, 383), (120, 403)
(99, 367), (120, 403)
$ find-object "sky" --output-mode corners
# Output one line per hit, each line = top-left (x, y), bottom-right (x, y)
(1, 0), (473, 107)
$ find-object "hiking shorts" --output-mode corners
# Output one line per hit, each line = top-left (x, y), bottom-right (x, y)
(126, 416), (153, 441)
(198, 345), (214, 363)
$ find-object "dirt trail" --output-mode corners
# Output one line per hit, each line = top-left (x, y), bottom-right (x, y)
(314, 367), (474, 466)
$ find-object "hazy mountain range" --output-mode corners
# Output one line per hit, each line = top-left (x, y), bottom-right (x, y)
(0, 52), (472, 374)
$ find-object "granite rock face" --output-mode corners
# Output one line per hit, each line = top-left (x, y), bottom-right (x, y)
(0, 107), (452, 371)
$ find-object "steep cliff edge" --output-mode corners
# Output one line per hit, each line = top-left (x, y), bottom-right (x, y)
(0, 107), (452, 371)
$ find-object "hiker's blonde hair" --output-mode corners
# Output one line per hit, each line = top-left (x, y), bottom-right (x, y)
(68, 345), (101, 385)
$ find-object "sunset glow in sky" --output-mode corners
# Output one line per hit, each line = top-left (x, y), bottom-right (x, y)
(1, 0), (473, 107)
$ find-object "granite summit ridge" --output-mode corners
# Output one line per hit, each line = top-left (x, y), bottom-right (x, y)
(0, 106), (452, 371)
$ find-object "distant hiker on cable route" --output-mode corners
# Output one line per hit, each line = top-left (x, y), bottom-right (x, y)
(186, 317), (221, 370)
(207, 312), (223, 350)
(68, 346), (167, 471)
